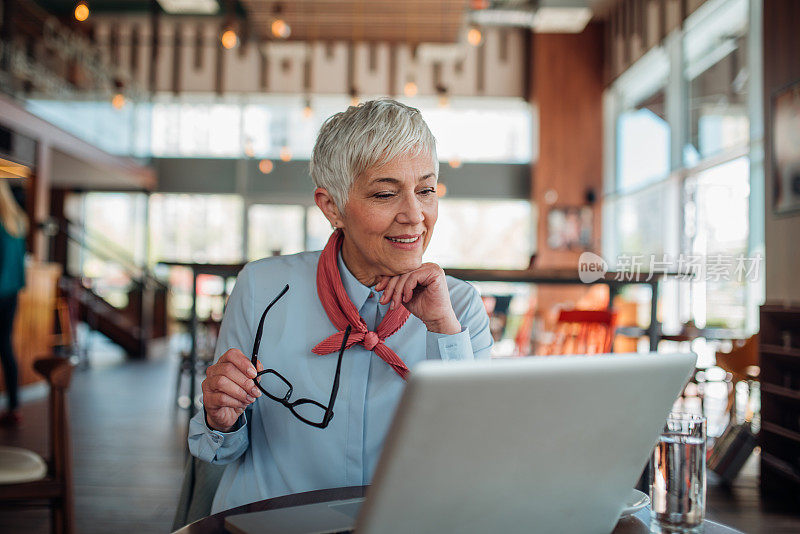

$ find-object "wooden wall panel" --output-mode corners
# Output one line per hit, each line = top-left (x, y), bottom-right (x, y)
(531, 23), (605, 270)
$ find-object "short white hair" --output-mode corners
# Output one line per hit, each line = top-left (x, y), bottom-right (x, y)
(310, 99), (439, 212)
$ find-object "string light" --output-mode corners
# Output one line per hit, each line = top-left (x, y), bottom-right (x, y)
(448, 159), (462, 169)
(221, 29), (238, 49)
(467, 27), (483, 46)
(258, 159), (274, 174)
(74, 1), (89, 22)
(437, 183), (447, 198)
(279, 146), (292, 162)
(403, 81), (418, 97)
(111, 93), (125, 109)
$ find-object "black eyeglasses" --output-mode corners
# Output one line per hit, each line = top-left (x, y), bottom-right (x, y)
(250, 284), (350, 429)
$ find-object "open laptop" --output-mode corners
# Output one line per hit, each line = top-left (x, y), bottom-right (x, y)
(225, 352), (696, 534)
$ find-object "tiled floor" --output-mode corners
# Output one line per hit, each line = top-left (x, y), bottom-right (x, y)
(1, 341), (799, 533)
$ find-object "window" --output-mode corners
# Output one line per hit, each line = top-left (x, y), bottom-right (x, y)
(148, 194), (244, 264)
(248, 204), (306, 260)
(684, 0), (749, 165)
(605, 0), (762, 340)
(617, 89), (670, 192)
(425, 199), (533, 269)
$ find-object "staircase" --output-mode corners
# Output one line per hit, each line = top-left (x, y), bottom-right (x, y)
(52, 217), (168, 359)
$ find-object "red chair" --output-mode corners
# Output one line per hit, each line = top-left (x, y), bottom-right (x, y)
(541, 309), (617, 355)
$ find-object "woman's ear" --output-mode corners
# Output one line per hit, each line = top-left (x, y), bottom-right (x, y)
(314, 187), (343, 229)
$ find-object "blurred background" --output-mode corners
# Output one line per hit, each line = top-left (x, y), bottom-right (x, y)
(0, 0), (798, 532)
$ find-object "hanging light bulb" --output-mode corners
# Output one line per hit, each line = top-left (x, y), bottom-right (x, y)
(467, 27), (483, 46)
(437, 182), (447, 198)
(403, 81), (418, 97)
(271, 18), (291, 39)
(302, 98), (313, 118)
(221, 28), (238, 49)
(111, 93), (126, 110)
(348, 87), (360, 107)
(74, 1), (90, 22)
(258, 159), (274, 174)
(448, 159), (462, 169)
(279, 146), (292, 162)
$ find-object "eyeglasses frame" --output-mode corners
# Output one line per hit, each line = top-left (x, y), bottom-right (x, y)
(249, 284), (350, 429)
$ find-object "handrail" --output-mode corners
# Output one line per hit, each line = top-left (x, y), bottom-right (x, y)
(56, 218), (169, 291)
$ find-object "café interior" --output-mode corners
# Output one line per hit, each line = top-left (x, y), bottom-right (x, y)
(0, 0), (799, 532)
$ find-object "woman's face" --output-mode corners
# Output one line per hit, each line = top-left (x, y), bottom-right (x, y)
(338, 152), (438, 286)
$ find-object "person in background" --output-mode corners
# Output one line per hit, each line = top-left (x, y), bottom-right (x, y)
(0, 180), (27, 427)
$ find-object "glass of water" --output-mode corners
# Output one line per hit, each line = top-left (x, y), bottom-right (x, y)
(649, 412), (707, 532)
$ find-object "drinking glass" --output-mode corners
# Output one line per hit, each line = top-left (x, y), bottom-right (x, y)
(649, 412), (707, 532)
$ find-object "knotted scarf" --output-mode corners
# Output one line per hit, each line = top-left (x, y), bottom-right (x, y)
(312, 229), (411, 379)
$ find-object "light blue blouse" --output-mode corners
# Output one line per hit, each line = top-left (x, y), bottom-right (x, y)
(188, 250), (492, 513)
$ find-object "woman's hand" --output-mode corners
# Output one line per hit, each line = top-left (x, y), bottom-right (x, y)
(201, 348), (263, 432)
(375, 263), (461, 335)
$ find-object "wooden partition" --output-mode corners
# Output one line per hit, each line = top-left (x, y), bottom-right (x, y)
(0, 262), (62, 391)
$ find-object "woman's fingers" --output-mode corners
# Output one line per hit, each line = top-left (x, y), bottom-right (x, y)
(208, 375), (254, 406)
(374, 276), (389, 291)
(221, 348), (257, 379)
(379, 275), (401, 306)
(391, 272), (414, 310)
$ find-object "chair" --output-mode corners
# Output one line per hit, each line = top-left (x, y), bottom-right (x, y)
(715, 334), (760, 420)
(541, 309), (617, 355)
(172, 455), (226, 530)
(0, 357), (74, 534)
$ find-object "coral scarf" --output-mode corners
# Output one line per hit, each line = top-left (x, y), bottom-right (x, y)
(312, 229), (411, 379)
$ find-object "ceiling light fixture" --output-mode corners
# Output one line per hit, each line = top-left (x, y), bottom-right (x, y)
(221, 28), (238, 49)
(111, 93), (126, 109)
(403, 80), (418, 97)
(302, 98), (313, 118)
(467, 26), (483, 46)
(74, 1), (90, 22)
(258, 159), (274, 174)
(271, 19), (291, 39)
(270, 3), (291, 39)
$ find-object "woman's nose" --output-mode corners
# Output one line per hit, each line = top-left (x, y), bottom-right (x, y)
(396, 194), (424, 224)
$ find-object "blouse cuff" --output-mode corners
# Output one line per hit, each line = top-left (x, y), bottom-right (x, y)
(189, 409), (249, 463)
(425, 327), (474, 361)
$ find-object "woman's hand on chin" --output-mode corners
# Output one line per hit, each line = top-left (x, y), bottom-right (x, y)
(375, 263), (461, 335)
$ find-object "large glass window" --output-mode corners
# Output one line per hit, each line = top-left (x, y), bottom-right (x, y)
(147, 95), (532, 163)
(248, 204), (306, 260)
(684, 0), (749, 165)
(425, 199), (533, 269)
(148, 194), (244, 264)
(616, 89), (670, 191)
(605, 0), (761, 340)
(687, 157), (750, 329)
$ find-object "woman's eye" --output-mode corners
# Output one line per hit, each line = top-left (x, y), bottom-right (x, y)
(419, 188), (436, 195)
(374, 192), (396, 199)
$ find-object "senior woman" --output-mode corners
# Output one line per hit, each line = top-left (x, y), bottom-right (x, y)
(188, 98), (493, 513)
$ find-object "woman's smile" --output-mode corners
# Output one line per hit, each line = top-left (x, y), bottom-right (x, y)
(385, 233), (424, 249)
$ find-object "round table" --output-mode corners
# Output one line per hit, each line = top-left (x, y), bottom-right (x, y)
(172, 486), (742, 534)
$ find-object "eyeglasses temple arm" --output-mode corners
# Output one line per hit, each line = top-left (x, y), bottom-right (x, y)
(251, 284), (290, 366)
(326, 324), (351, 411)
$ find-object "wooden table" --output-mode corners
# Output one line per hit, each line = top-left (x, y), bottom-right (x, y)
(158, 262), (246, 420)
(173, 486), (742, 534)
